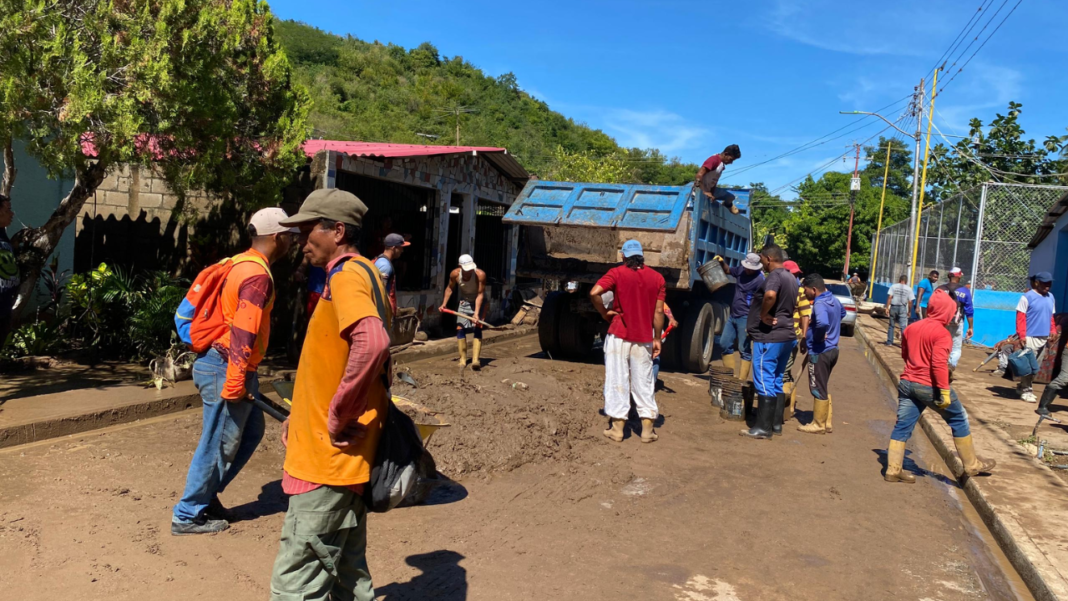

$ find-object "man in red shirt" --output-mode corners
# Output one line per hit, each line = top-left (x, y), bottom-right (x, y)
(590, 240), (666, 443)
(695, 144), (742, 215)
(884, 290), (996, 484)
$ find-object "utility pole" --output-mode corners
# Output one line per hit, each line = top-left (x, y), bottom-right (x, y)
(907, 80), (924, 287)
(868, 142), (895, 299)
(843, 142), (861, 278)
(909, 68), (939, 287)
(437, 105), (477, 145)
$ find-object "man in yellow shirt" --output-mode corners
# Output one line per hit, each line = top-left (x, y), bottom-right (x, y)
(270, 188), (393, 601)
(782, 261), (811, 424)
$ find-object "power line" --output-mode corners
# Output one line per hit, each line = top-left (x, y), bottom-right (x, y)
(923, 0), (994, 83)
(938, 0), (1024, 95)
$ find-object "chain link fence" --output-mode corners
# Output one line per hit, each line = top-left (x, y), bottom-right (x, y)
(871, 183), (1068, 292)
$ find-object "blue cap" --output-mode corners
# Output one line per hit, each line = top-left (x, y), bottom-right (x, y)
(1032, 271), (1053, 283)
(621, 240), (643, 258)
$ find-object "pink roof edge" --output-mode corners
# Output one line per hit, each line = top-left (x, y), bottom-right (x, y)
(302, 140), (508, 158)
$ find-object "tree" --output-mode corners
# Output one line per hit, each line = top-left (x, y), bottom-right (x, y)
(0, 0), (310, 310)
(928, 102), (1068, 198)
(748, 183), (790, 249)
(541, 146), (633, 184)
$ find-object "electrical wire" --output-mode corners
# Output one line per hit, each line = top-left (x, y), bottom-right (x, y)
(923, 0), (994, 83)
(938, 0), (1025, 95)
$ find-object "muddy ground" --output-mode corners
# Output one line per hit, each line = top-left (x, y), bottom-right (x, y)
(0, 335), (1030, 600)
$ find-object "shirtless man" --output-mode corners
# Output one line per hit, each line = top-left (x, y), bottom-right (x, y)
(440, 254), (487, 370)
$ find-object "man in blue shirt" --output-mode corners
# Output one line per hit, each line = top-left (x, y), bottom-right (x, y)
(373, 233), (409, 315)
(1018, 272), (1057, 405)
(797, 274), (844, 435)
(913, 270), (938, 321)
(717, 252), (764, 382)
(937, 267), (975, 371)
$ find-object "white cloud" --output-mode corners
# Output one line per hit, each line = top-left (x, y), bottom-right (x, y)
(766, 0), (934, 57)
(602, 108), (709, 154)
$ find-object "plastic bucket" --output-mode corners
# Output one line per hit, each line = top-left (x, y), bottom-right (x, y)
(720, 391), (746, 421)
(698, 261), (730, 294)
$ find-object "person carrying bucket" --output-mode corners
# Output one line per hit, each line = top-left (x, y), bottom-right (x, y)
(716, 252), (764, 383)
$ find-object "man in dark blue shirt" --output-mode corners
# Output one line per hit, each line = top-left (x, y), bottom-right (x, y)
(797, 273), (844, 435)
(717, 252), (764, 382)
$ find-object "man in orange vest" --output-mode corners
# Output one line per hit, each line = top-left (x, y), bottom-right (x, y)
(171, 208), (297, 535)
(270, 189), (392, 600)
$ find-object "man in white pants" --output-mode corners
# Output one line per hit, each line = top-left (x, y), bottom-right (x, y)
(590, 240), (666, 443)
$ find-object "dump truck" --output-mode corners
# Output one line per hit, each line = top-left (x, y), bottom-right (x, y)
(503, 181), (752, 373)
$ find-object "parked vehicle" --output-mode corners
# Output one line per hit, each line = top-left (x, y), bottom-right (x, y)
(503, 181), (751, 373)
(823, 281), (857, 337)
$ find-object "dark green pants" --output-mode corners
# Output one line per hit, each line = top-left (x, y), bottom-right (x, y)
(270, 485), (374, 601)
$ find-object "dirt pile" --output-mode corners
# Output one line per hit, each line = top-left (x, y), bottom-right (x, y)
(394, 355), (607, 477)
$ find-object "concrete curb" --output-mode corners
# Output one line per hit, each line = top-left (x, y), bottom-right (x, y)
(855, 323), (1063, 601)
(0, 391), (202, 450)
(0, 326), (538, 451)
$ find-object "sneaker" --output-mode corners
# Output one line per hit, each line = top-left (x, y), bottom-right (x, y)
(204, 495), (234, 521)
(171, 516), (229, 536)
(728, 205), (740, 215)
(1021, 392), (1038, 403)
(992, 369), (1005, 378)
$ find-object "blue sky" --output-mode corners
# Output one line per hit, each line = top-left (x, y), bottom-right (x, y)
(267, 0), (1068, 197)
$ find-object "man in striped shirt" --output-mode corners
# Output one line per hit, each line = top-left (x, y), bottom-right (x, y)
(782, 261), (811, 422)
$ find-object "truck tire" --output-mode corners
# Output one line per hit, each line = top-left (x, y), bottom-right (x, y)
(558, 298), (594, 358)
(681, 302), (716, 373)
(539, 292), (566, 357)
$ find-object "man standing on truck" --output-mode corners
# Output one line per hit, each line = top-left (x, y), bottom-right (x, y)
(740, 243), (797, 439)
(440, 254), (487, 371)
(590, 240), (666, 444)
(717, 252), (764, 382)
(695, 144), (742, 215)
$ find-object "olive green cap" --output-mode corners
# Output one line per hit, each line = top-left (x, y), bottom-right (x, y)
(279, 188), (368, 228)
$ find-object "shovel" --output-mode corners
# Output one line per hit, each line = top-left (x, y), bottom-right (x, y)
(440, 307), (503, 330)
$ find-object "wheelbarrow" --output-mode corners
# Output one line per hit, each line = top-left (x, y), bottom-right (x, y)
(267, 381), (451, 445)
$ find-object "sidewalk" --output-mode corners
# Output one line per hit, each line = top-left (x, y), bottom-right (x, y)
(0, 325), (536, 449)
(857, 314), (1068, 601)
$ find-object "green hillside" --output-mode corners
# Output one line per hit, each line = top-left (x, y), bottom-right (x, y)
(275, 20), (696, 184)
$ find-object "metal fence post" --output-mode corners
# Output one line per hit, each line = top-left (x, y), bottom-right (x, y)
(970, 183), (989, 288)
(951, 194), (963, 268)
(934, 203), (944, 269)
(920, 211), (931, 275)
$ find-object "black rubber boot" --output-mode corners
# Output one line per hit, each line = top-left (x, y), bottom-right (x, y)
(773, 393), (785, 435)
(740, 395), (774, 439)
(1037, 386), (1058, 417)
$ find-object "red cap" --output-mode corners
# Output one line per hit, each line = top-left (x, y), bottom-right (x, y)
(783, 260), (802, 275)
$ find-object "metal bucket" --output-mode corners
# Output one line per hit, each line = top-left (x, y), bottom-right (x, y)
(720, 391), (746, 421)
(698, 261), (730, 294)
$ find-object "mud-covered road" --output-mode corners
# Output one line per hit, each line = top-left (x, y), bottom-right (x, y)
(0, 335), (1031, 600)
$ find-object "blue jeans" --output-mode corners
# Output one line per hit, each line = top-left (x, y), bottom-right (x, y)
(720, 316), (752, 361)
(947, 322), (964, 368)
(890, 379), (971, 442)
(887, 305), (908, 343)
(752, 340), (795, 397)
(652, 356), (661, 383)
(173, 348), (265, 523)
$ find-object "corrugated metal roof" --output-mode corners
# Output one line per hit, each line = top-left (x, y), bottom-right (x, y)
(302, 140), (529, 184)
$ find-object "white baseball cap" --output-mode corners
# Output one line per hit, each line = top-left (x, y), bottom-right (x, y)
(458, 254), (477, 272)
(249, 207), (299, 236)
(950, 266), (963, 276)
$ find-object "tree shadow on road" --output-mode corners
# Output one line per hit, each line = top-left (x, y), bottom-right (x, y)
(376, 550), (467, 600)
(871, 448), (960, 487)
(229, 479), (288, 523)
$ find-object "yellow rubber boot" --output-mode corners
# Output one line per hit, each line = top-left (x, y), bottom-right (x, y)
(783, 382), (795, 421)
(722, 353), (737, 375)
(825, 396), (834, 433)
(641, 418), (658, 443)
(738, 359), (753, 383)
(797, 398), (829, 434)
(603, 418), (624, 443)
(471, 338), (483, 371)
(884, 440), (916, 483)
(457, 339), (468, 366)
(953, 435), (996, 476)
